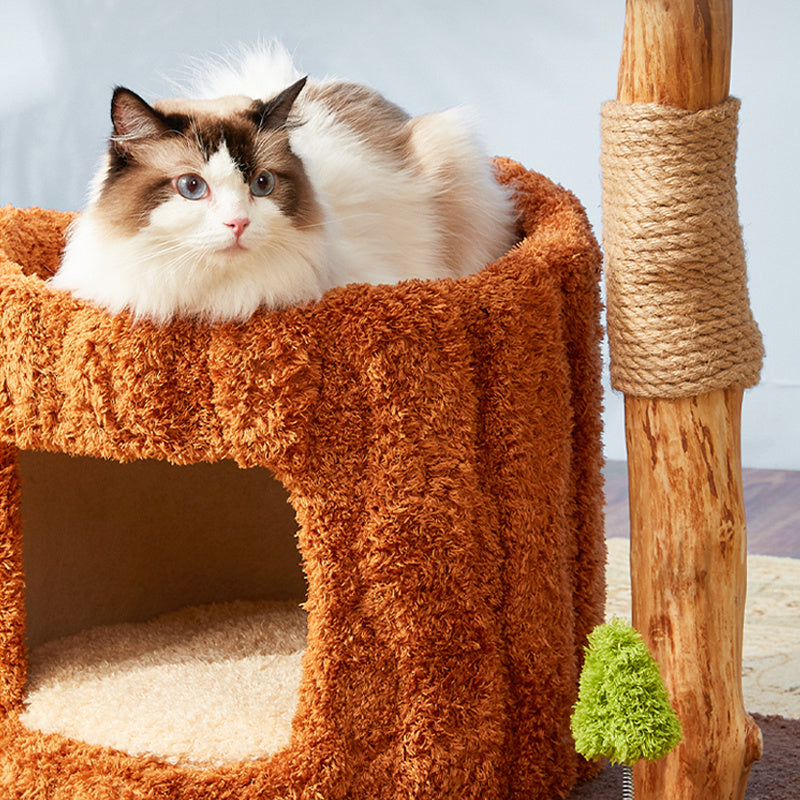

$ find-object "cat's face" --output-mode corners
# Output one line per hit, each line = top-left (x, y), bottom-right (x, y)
(94, 79), (322, 272)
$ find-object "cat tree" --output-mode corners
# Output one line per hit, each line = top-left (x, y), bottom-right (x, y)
(0, 160), (606, 799)
(0, 2), (765, 799)
(603, 1), (764, 798)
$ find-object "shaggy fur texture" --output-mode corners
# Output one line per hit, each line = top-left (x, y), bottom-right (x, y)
(0, 159), (605, 799)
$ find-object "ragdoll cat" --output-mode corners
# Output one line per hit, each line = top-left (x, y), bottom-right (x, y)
(51, 45), (517, 323)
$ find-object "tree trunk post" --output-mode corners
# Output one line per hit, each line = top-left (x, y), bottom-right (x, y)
(611, 1), (763, 797)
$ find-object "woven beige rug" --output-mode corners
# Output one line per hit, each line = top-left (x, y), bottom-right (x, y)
(606, 536), (800, 719)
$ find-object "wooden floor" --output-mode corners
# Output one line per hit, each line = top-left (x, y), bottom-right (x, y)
(603, 460), (800, 559)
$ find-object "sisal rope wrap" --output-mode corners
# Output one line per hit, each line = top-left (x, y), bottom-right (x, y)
(601, 97), (763, 398)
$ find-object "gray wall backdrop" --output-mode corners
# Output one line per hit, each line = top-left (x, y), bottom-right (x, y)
(1, 1), (797, 470)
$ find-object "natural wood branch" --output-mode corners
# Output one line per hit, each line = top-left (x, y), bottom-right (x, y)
(615, 1), (763, 798)
(626, 390), (763, 798)
(618, 0), (732, 110)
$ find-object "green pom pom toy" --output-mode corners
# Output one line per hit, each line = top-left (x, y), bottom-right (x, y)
(571, 617), (682, 767)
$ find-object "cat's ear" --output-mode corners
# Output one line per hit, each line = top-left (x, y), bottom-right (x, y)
(251, 77), (307, 130)
(110, 87), (170, 149)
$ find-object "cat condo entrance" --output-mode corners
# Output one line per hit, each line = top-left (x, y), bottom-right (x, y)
(18, 452), (308, 766)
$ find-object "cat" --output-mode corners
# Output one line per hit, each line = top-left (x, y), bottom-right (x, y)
(50, 44), (518, 324)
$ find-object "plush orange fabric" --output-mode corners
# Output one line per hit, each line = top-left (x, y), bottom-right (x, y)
(0, 159), (605, 799)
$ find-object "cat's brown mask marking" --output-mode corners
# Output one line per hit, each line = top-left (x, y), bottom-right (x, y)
(97, 79), (320, 236)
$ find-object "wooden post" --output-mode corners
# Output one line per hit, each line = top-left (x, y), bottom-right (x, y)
(614, 1), (763, 798)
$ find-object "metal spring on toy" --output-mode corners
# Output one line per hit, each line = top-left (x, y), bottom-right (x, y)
(622, 764), (634, 800)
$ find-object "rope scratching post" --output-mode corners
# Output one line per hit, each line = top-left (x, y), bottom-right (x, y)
(603, 2), (764, 798)
(602, 98), (762, 397)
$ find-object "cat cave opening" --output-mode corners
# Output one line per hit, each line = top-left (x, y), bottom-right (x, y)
(18, 450), (308, 767)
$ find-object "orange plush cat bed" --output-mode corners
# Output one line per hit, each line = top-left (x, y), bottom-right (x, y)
(0, 159), (605, 799)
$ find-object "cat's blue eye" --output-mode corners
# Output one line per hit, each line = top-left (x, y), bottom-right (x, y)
(250, 171), (275, 197)
(175, 174), (209, 200)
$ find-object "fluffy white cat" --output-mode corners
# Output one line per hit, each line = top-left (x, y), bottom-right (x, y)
(51, 44), (517, 323)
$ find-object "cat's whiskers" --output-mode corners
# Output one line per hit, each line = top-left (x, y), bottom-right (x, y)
(142, 239), (212, 281)
(294, 209), (384, 232)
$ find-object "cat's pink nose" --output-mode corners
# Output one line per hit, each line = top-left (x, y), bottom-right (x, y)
(225, 218), (250, 239)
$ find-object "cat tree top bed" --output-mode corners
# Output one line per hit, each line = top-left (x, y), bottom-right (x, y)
(0, 158), (605, 799)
